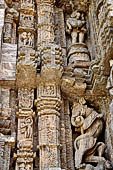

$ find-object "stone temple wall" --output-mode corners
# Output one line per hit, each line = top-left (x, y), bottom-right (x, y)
(0, 0), (113, 170)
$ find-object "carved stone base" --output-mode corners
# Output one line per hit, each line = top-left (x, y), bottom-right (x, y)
(67, 43), (90, 70)
(77, 161), (112, 170)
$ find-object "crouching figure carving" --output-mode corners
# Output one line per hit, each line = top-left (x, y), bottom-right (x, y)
(71, 98), (112, 169)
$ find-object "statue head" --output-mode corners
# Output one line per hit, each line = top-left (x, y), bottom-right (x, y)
(25, 117), (32, 125)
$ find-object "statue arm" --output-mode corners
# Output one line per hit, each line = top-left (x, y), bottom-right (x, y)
(66, 19), (72, 34)
(66, 19), (72, 30)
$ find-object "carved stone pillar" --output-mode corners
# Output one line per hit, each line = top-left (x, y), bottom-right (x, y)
(16, 88), (34, 170)
(35, 45), (63, 170)
(3, 6), (18, 44)
(36, 0), (55, 48)
(35, 23), (63, 170)
(35, 46), (63, 169)
(36, 84), (61, 170)
(16, 0), (37, 88)
(0, 134), (14, 170)
(35, 1), (63, 169)
(16, 1), (37, 169)
(4, 9), (13, 43)
(0, 88), (11, 135)
(0, 88), (15, 170)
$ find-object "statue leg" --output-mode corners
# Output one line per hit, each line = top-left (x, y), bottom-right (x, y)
(97, 142), (105, 157)
(71, 31), (78, 44)
(75, 149), (84, 168)
(79, 32), (84, 43)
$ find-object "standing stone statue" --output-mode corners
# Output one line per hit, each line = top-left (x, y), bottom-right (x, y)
(66, 11), (87, 44)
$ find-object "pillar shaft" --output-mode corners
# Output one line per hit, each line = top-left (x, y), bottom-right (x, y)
(16, 88), (34, 170)
(36, 84), (61, 170)
(36, 0), (55, 48)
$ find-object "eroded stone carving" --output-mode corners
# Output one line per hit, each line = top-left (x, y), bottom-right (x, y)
(36, 84), (61, 169)
(65, 10), (90, 79)
(18, 88), (34, 109)
(71, 98), (109, 169)
(3, 7), (18, 43)
(20, 14), (34, 28)
(66, 11), (86, 44)
(16, 89), (34, 170)
(1, 0), (113, 169)
(0, 133), (15, 170)
(19, 32), (34, 47)
(20, 117), (33, 139)
(20, 0), (34, 9)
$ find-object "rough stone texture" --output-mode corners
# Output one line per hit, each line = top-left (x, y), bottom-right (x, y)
(0, 0), (113, 170)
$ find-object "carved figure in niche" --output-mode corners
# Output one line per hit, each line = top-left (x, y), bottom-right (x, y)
(71, 98), (107, 169)
(20, 15), (33, 28)
(44, 86), (54, 96)
(28, 32), (33, 46)
(21, 32), (27, 46)
(20, 117), (33, 138)
(20, 32), (33, 47)
(66, 11), (87, 44)
(21, 0), (33, 8)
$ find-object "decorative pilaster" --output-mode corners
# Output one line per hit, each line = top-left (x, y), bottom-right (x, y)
(4, 8), (13, 43)
(36, 84), (61, 170)
(3, 6), (18, 44)
(0, 88), (15, 170)
(16, 88), (34, 170)
(0, 134), (14, 170)
(15, 0), (36, 168)
(36, 0), (55, 48)
(35, 0), (63, 169)
(16, 0), (37, 88)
